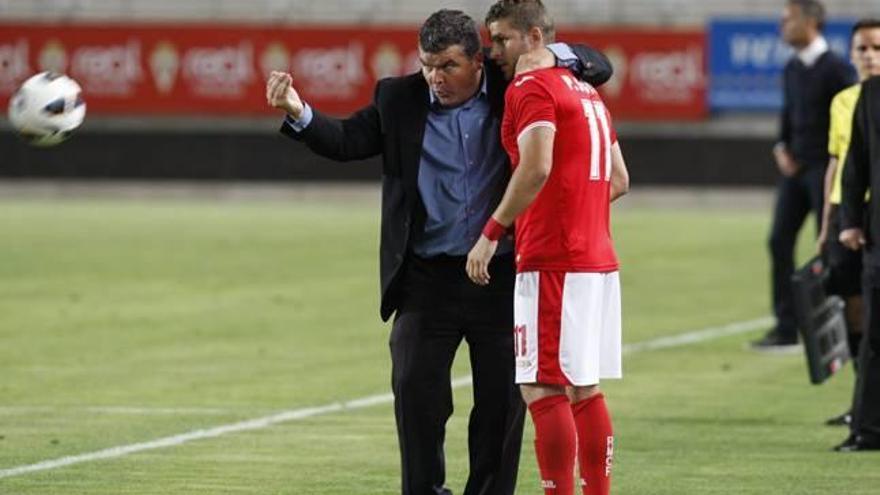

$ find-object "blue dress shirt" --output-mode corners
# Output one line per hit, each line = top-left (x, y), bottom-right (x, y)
(412, 74), (512, 257)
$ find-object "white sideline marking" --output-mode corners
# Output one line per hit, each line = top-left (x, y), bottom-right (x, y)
(623, 316), (774, 354)
(0, 316), (769, 480)
(0, 407), (236, 416)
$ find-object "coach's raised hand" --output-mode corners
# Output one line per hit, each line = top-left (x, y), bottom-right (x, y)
(266, 71), (304, 119)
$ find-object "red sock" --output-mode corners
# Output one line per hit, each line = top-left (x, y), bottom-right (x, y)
(528, 394), (577, 495)
(572, 393), (614, 495)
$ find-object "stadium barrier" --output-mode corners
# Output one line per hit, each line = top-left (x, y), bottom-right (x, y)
(0, 130), (778, 185)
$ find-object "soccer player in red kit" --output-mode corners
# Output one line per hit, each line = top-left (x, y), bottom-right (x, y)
(467, 2), (630, 494)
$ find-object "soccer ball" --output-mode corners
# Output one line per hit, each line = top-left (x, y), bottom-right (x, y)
(7, 71), (86, 147)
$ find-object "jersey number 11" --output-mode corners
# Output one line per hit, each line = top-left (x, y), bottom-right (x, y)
(581, 98), (613, 183)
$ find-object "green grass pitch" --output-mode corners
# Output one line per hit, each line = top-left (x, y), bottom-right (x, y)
(0, 194), (878, 494)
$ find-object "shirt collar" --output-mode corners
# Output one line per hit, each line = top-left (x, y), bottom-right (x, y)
(429, 71), (487, 108)
(798, 36), (829, 67)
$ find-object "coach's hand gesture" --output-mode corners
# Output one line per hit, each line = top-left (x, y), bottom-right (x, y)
(266, 71), (305, 119)
(467, 235), (498, 286)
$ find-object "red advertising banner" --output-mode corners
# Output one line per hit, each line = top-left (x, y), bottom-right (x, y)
(559, 29), (707, 120)
(0, 24), (423, 116)
(0, 24), (706, 120)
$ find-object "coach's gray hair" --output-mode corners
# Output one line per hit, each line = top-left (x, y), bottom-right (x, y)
(788, 0), (827, 30)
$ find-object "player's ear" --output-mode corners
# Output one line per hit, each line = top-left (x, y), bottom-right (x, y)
(528, 26), (543, 46)
(473, 50), (484, 68)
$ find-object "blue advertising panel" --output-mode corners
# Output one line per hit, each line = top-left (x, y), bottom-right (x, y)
(709, 19), (855, 111)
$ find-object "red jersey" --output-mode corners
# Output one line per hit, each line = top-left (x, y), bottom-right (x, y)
(501, 67), (619, 273)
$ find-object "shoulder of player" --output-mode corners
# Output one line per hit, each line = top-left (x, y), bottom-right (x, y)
(831, 84), (861, 110)
(508, 69), (559, 95)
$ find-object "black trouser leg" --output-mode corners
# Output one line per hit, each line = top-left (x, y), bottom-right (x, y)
(461, 281), (524, 495)
(390, 254), (523, 495)
(852, 267), (880, 441)
(848, 327), (863, 373)
(391, 310), (461, 495)
(768, 172), (819, 338)
(824, 204), (865, 371)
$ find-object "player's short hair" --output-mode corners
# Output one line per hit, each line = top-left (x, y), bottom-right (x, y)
(852, 18), (880, 37)
(788, 0), (826, 31)
(419, 9), (482, 59)
(485, 0), (556, 43)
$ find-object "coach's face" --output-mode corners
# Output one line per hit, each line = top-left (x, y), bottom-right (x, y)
(419, 44), (484, 107)
(781, 4), (813, 48)
(852, 28), (880, 79)
(488, 19), (535, 80)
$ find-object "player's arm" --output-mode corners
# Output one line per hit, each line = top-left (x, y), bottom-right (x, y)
(466, 126), (555, 286)
(491, 126), (555, 226)
(820, 95), (845, 250)
(610, 141), (629, 202)
(818, 156), (838, 250)
(268, 71), (382, 161)
(840, 88), (871, 251)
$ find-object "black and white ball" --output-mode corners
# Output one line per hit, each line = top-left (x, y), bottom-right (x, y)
(8, 72), (86, 147)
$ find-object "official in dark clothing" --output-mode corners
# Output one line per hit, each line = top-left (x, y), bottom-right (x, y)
(838, 75), (880, 451)
(266, 10), (613, 493)
(754, 0), (856, 349)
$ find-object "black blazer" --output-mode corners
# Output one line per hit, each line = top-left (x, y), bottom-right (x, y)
(281, 46), (613, 321)
(842, 76), (880, 261)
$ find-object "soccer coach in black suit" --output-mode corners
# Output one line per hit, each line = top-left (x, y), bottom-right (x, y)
(266, 9), (612, 495)
(839, 75), (880, 451)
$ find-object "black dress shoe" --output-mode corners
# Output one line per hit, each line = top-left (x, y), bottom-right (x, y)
(825, 411), (853, 427)
(750, 330), (800, 353)
(833, 434), (880, 452)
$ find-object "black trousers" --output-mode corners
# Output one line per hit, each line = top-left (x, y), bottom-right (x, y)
(390, 253), (525, 495)
(851, 264), (880, 441)
(825, 205), (865, 361)
(769, 167), (825, 338)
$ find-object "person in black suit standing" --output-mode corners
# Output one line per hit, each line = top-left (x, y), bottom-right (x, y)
(838, 75), (880, 452)
(754, 0), (856, 350)
(265, 9), (612, 495)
